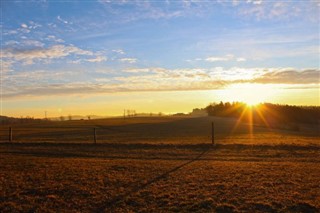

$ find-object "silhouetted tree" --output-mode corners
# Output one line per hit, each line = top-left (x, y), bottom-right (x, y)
(205, 102), (320, 125)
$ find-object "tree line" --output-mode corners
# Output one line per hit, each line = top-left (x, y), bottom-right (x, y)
(0, 116), (50, 125)
(205, 102), (320, 125)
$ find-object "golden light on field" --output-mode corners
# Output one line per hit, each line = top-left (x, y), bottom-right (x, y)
(231, 103), (273, 138)
(232, 105), (251, 135)
(254, 104), (271, 129)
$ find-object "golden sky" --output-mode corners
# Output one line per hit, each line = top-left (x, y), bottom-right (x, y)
(1, 1), (319, 118)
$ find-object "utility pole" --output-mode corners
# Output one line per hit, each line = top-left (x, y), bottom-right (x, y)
(211, 122), (215, 145)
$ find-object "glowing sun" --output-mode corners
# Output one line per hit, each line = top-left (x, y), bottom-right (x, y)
(216, 83), (275, 106)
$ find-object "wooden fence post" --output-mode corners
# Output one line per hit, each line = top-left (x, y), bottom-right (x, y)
(211, 122), (214, 145)
(94, 128), (97, 144)
(9, 127), (12, 142)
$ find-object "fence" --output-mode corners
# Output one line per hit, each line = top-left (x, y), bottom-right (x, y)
(1, 119), (311, 145)
(0, 122), (217, 144)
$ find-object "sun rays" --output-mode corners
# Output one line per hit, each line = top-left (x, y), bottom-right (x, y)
(231, 103), (273, 138)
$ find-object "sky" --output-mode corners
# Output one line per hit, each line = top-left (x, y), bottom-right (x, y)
(1, 0), (319, 118)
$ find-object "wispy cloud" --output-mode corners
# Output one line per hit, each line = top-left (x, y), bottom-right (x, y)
(2, 44), (93, 65)
(119, 58), (138, 63)
(112, 49), (125, 54)
(21, 23), (28, 28)
(86, 55), (107, 63)
(46, 35), (65, 43)
(95, 0), (319, 23)
(238, 0), (319, 21)
(192, 55), (247, 63)
(205, 54), (234, 62)
(16, 21), (43, 34)
(3, 67), (318, 99)
(251, 69), (320, 84)
(236, 57), (246, 62)
(124, 68), (150, 73)
(1, 60), (14, 73)
(57, 15), (69, 24)
(21, 40), (45, 47)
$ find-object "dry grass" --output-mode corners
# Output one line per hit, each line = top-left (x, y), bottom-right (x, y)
(0, 116), (319, 212)
(0, 116), (319, 145)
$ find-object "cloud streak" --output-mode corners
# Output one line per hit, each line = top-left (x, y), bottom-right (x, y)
(119, 58), (138, 63)
(251, 69), (320, 84)
(86, 56), (107, 63)
(192, 55), (247, 63)
(205, 54), (234, 62)
(2, 45), (94, 65)
(3, 67), (319, 99)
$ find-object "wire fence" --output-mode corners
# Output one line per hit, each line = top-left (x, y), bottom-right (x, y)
(0, 125), (213, 144)
(0, 118), (318, 145)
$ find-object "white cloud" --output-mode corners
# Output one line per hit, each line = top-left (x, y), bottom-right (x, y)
(28, 21), (42, 29)
(205, 54), (234, 62)
(246, 0), (263, 5)
(192, 54), (248, 63)
(3, 30), (18, 35)
(87, 56), (107, 63)
(206, 57), (229, 62)
(119, 58), (138, 63)
(22, 40), (45, 47)
(124, 68), (150, 73)
(3, 45), (93, 65)
(5, 40), (19, 46)
(57, 16), (69, 24)
(252, 0), (262, 5)
(236, 57), (247, 62)
(1, 60), (14, 73)
(46, 35), (65, 43)
(112, 49), (125, 54)
(239, 1), (318, 21)
(18, 21), (42, 34)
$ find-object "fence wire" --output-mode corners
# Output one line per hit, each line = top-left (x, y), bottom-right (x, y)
(0, 123), (213, 144)
(0, 118), (318, 144)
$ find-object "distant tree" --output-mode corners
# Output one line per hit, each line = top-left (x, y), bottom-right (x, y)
(60, 116), (65, 121)
(68, 115), (72, 121)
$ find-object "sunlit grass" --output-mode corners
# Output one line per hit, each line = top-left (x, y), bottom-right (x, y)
(0, 143), (319, 212)
(0, 116), (319, 211)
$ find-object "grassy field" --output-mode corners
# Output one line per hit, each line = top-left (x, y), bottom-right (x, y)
(0, 116), (319, 212)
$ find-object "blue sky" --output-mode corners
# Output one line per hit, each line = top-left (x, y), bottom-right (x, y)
(1, 0), (319, 117)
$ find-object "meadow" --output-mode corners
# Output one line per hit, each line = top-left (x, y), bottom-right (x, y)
(0, 116), (319, 212)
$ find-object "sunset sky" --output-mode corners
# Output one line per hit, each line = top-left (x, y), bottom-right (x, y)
(1, 0), (319, 118)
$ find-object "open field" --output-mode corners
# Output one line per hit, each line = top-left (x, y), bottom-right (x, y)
(1, 116), (319, 145)
(1, 117), (319, 212)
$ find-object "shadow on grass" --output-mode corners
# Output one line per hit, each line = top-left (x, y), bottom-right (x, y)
(95, 146), (211, 212)
(1, 142), (319, 162)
